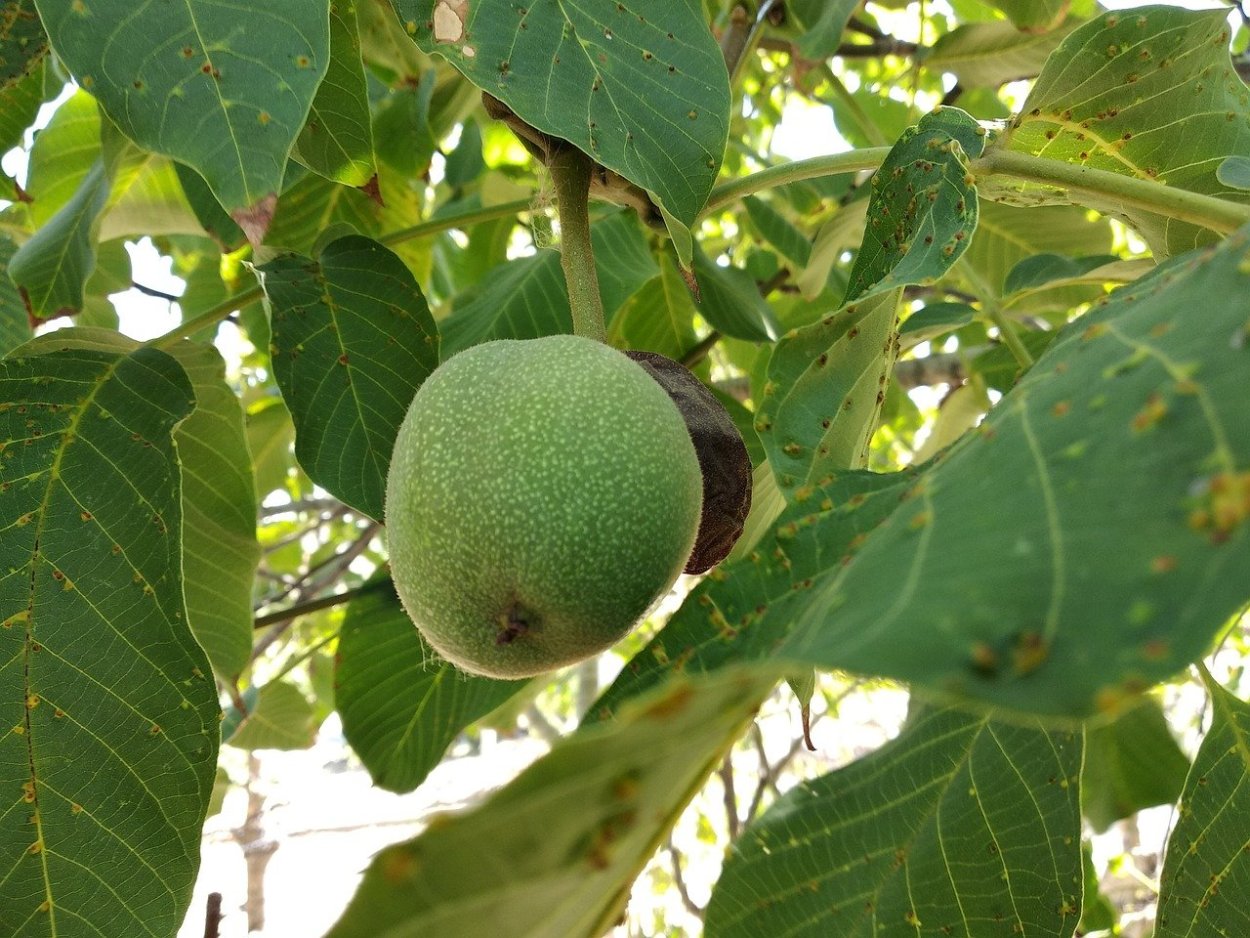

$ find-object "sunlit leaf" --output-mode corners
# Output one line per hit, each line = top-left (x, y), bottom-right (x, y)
(925, 19), (1073, 89)
(226, 680), (318, 750)
(992, 6), (1250, 254)
(327, 667), (780, 938)
(292, 1), (377, 188)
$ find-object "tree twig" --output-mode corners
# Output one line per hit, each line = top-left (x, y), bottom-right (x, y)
(252, 576), (390, 631)
(667, 836), (703, 917)
(132, 281), (182, 303)
(718, 751), (741, 841)
(202, 892), (223, 938)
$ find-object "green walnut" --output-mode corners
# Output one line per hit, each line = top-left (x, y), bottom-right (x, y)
(384, 335), (703, 679)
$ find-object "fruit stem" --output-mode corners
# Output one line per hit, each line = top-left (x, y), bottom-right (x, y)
(550, 144), (609, 343)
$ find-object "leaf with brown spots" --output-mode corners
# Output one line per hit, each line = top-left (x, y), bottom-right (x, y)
(326, 667), (779, 938)
(989, 6), (1250, 255)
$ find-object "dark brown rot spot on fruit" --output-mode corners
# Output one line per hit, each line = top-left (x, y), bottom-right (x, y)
(626, 351), (752, 574)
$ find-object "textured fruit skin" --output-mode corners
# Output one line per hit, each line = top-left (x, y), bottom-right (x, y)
(385, 335), (703, 679)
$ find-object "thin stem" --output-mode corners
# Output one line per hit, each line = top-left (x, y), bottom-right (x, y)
(252, 578), (388, 630)
(701, 149), (891, 218)
(549, 145), (608, 342)
(666, 838), (702, 917)
(150, 198), (534, 349)
(987, 306), (1034, 369)
(132, 281), (182, 303)
(382, 198), (532, 249)
(971, 148), (1250, 235)
(718, 751), (740, 840)
(153, 286), (263, 349)
(203, 892), (223, 938)
(680, 331), (722, 368)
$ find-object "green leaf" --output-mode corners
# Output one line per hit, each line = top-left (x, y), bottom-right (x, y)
(0, 236), (33, 355)
(265, 161), (427, 273)
(1079, 841), (1118, 933)
(396, 0), (730, 227)
(899, 300), (976, 347)
(1081, 696), (1189, 833)
(785, 0), (859, 60)
(373, 70), (438, 176)
(967, 330), (1056, 392)
(260, 235), (439, 520)
(756, 289), (901, 496)
(440, 249), (571, 355)
(444, 117), (486, 188)
(167, 342), (260, 681)
(226, 680), (318, 750)
(292, 1), (377, 188)
(99, 154), (204, 241)
(8, 157), (113, 320)
(961, 202), (1114, 304)
(773, 230), (1250, 717)
(0, 344), (219, 936)
(1003, 251), (1122, 297)
(985, 0), (1070, 32)
(691, 247), (778, 341)
(14, 328), (260, 680)
(327, 666), (780, 938)
(23, 89), (100, 228)
(743, 195), (811, 268)
(336, 581), (525, 793)
(1156, 674), (1250, 937)
(0, 0), (47, 89)
(846, 107), (984, 303)
(607, 249), (699, 359)
(925, 19), (1073, 89)
(994, 6), (1250, 255)
(1217, 155), (1250, 192)
(35, 0), (330, 237)
(704, 707), (1083, 938)
(247, 397), (295, 501)
(0, 58), (43, 155)
(174, 162), (247, 251)
(590, 210), (659, 320)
